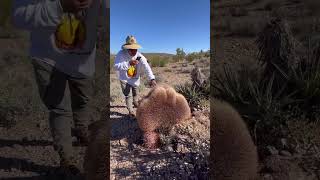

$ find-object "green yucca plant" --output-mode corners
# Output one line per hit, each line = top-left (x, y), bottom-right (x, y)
(212, 62), (296, 120)
(212, 63), (254, 105)
(175, 82), (205, 110)
(288, 40), (320, 105)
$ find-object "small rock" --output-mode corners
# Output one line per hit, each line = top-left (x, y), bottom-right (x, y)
(267, 146), (279, 155)
(166, 145), (174, 152)
(119, 139), (128, 146)
(280, 150), (292, 156)
(263, 173), (273, 180)
(72, 137), (77, 143)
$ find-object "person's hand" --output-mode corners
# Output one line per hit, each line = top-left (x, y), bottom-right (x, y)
(129, 60), (139, 66)
(60, 0), (93, 13)
(150, 79), (157, 88)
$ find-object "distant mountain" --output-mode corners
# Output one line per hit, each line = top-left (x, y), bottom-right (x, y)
(142, 52), (175, 57)
(110, 52), (175, 59)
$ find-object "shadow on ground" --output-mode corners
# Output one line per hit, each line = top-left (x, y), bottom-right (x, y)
(0, 139), (53, 148)
(0, 156), (85, 180)
(111, 147), (209, 179)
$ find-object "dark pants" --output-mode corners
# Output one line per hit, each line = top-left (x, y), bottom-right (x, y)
(32, 59), (94, 165)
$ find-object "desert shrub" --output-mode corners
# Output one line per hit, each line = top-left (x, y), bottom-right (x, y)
(212, 63), (296, 146)
(186, 52), (201, 62)
(175, 82), (204, 110)
(148, 56), (168, 67)
(159, 59), (167, 67)
(109, 56), (115, 73)
(173, 48), (186, 62)
(285, 42), (320, 117)
(175, 73), (209, 111)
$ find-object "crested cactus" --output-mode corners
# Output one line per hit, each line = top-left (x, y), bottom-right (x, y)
(212, 98), (258, 180)
(83, 120), (108, 180)
(136, 84), (192, 149)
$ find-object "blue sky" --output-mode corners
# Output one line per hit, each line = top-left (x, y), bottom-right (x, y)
(110, 0), (210, 54)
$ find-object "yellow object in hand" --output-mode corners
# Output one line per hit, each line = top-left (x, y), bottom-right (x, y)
(127, 65), (136, 78)
(55, 13), (86, 49)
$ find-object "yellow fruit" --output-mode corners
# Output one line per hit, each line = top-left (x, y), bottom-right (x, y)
(127, 66), (136, 77)
(55, 13), (86, 49)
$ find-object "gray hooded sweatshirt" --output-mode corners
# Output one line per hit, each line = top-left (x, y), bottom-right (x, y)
(12, 0), (108, 78)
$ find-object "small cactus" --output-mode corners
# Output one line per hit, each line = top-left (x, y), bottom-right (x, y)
(136, 84), (192, 149)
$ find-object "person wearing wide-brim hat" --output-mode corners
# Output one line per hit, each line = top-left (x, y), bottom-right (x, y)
(114, 35), (157, 117)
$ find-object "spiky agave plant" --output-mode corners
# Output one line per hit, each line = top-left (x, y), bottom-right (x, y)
(175, 82), (203, 110)
(288, 40), (320, 119)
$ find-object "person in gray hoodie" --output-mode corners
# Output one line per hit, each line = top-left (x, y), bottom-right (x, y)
(12, 0), (108, 174)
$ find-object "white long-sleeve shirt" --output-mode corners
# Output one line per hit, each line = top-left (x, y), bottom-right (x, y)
(12, 0), (109, 78)
(114, 49), (155, 87)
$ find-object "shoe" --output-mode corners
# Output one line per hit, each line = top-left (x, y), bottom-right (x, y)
(53, 164), (81, 179)
(57, 157), (81, 174)
(72, 128), (89, 146)
(128, 111), (136, 118)
(133, 101), (139, 108)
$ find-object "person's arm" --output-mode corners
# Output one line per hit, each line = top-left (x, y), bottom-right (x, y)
(140, 55), (155, 81)
(12, 0), (64, 30)
(114, 52), (130, 71)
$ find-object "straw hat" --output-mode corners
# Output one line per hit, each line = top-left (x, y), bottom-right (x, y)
(122, 35), (141, 49)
